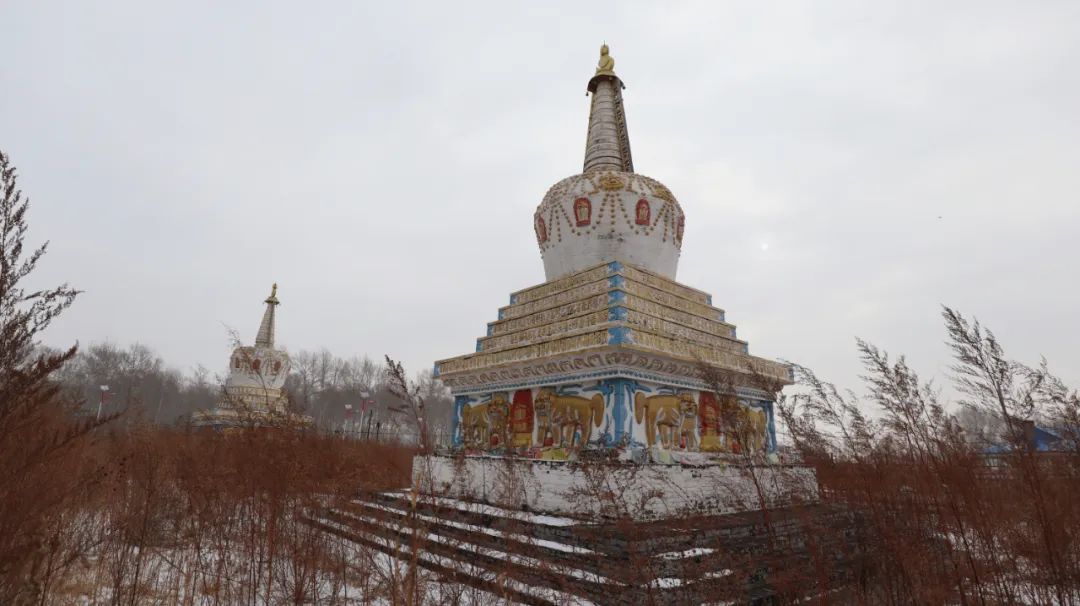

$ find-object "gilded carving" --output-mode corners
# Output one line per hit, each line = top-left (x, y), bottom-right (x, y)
(599, 173), (625, 191)
(621, 266), (711, 305)
(624, 281), (717, 318)
(438, 331), (609, 375)
(511, 265), (610, 305)
(492, 294), (608, 336)
(535, 388), (604, 447)
(634, 391), (696, 449)
(482, 310), (610, 352)
(624, 295), (732, 338)
(626, 311), (744, 354)
(500, 280), (609, 320)
(650, 181), (676, 203)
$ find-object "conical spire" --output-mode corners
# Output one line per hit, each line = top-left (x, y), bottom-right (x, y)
(255, 283), (279, 348)
(583, 44), (634, 173)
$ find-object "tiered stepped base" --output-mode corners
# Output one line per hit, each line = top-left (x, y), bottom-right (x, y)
(307, 491), (857, 605)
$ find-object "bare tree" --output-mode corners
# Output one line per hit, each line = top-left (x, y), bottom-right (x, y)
(0, 150), (112, 603)
(384, 355), (431, 454)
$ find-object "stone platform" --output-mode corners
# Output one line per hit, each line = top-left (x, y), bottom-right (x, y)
(411, 455), (818, 522)
(307, 487), (855, 605)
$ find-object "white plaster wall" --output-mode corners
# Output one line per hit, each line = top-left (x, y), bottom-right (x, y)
(412, 455), (819, 521)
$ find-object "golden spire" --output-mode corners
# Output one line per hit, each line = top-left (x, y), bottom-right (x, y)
(584, 42), (633, 173)
(265, 282), (279, 305)
(595, 43), (616, 76)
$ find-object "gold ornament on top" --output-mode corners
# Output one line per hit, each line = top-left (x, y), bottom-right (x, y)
(596, 43), (616, 76)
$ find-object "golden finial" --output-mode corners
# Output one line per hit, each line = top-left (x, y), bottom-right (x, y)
(596, 43), (615, 76)
(265, 282), (279, 304)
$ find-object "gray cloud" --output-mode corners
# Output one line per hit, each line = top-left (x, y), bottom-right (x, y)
(3, 0), (1078, 396)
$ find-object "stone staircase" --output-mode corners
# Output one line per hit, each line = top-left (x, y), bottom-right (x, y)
(306, 492), (857, 605)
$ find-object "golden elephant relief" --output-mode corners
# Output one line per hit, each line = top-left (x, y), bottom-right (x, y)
(634, 391), (697, 450)
(704, 401), (768, 454)
(634, 391), (771, 453)
(735, 406), (769, 454)
(534, 388), (604, 448)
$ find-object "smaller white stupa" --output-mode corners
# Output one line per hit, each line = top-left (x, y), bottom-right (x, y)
(193, 284), (310, 429)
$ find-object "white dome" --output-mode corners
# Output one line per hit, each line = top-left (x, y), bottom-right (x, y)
(534, 170), (685, 280)
(225, 346), (290, 392)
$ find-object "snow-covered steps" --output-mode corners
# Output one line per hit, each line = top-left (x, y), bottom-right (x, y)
(307, 492), (855, 605)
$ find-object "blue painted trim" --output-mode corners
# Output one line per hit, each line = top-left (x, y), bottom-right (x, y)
(608, 306), (628, 322)
(486, 324), (494, 336)
(719, 311), (726, 322)
(451, 395), (470, 447)
(608, 326), (632, 345)
(497, 308), (506, 320)
(705, 294), (712, 306)
(432, 363), (440, 377)
(509, 293), (519, 305)
(608, 275), (626, 289)
(604, 378), (651, 447)
(607, 290), (627, 305)
(607, 261), (623, 273)
(766, 400), (778, 454)
(448, 367), (776, 400)
(475, 340), (483, 353)
(608, 378), (629, 446)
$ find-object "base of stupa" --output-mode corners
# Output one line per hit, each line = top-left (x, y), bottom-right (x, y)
(411, 454), (817, 522)
(191, 407), (313, 430)
(434, 261), (795, 463)
(311, 485), (853, 605)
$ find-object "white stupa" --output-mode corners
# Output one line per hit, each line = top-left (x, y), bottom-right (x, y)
(434, 45), (791, 461)
(193, 284), (310, 429)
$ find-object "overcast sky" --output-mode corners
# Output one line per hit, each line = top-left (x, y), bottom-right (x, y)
(3, 1), (1078, 398)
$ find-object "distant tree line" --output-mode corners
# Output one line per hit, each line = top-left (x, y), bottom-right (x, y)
(0, 148), (435, 603)
(44, 342), (453, 436)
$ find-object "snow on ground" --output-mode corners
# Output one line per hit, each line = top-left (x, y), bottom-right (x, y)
(383, 490), (583, 527)
(359, 498), (597, 555)
(316, 515), (597, 605)
(328, 507), (617, 586)
(656, 546), (717, 559)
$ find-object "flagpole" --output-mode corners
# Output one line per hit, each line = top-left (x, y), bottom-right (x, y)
(96, 385), (109, 421)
